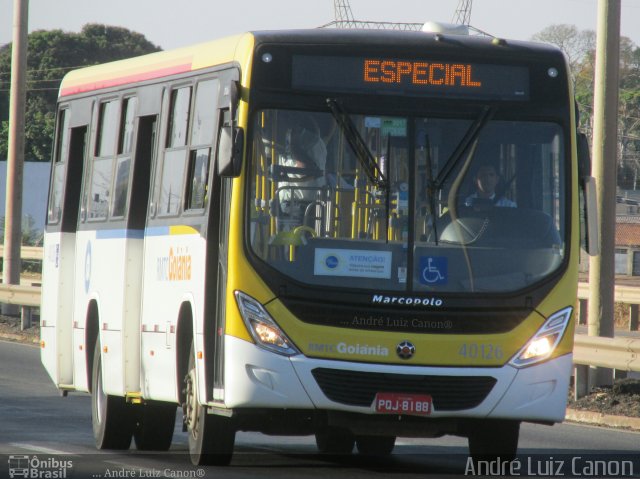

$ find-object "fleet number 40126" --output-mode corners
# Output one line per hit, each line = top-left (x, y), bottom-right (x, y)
(458, 343), (504, 360)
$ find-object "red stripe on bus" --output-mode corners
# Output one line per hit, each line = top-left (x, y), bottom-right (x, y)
(60, 62), (193, 97)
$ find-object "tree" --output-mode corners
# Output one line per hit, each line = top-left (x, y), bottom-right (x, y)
(532, 25), (640, 190)
(618, 39), (640, 189)
(531, 24), (596, 82)
(0, 24), (161, 162)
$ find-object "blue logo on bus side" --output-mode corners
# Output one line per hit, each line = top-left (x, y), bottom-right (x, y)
(325, 255), (339, 269)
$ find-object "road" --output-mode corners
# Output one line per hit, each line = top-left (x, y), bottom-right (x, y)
(1, 340), (639, 478)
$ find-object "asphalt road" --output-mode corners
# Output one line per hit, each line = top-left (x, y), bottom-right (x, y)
(1, 339), (639, 478)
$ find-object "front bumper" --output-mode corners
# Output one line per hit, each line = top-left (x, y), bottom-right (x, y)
(222, 335), (571, 423)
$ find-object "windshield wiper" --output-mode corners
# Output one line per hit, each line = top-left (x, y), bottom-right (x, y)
(434, 105), (496, 189)
(326, 98), (387, 190)
(423, 133), (439, 245)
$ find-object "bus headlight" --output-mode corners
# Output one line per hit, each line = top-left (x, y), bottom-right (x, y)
(235, 291), (300, 356)
(509, 306), (573, 368)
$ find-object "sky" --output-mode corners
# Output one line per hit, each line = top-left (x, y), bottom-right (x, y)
(1, 0), (640, 51)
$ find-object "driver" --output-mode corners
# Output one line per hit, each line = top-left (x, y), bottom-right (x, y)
(279, 117), (327, 225)
(464, 164), (516, 208)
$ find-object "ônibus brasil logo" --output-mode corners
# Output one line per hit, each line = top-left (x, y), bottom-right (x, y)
(8, 455), (72, 478)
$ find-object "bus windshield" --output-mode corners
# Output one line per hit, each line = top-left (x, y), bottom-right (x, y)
(248, 108), (565, 293)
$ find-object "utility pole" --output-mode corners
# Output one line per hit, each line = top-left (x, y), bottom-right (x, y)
(588, 0), (621, 385)
(3, 0), (28, 315)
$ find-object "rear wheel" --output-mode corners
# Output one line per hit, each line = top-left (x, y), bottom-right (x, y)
(182, 342), (235, 465)
(468, 419), (520, 461)
(315, 427), (355, 454)
(355, 435), (396, 455)
(91, 339), (133, 450)
(134, 401), (177, 451)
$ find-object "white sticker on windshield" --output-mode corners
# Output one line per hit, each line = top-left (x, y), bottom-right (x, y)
(365, 117), (382, 129)
(314, 248), (392, 279)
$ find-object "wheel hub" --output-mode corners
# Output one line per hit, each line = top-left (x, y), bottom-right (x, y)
(183, 369), (199, 437)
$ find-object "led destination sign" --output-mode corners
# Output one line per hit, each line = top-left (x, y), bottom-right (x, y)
(364, 60), (481, 87)
(291, 55), (530, 101)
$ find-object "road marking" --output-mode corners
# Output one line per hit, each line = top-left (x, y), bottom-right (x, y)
(9, 443), (78, 456)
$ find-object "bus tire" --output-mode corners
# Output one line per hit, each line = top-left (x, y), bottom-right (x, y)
(467, 419), (519, 461)
(355, 435), (396, 455)
(183, 343), (235, 466)
(134, 401), (177, 451)
(315, 427), (355, 454)
(91, 339), (133, 450)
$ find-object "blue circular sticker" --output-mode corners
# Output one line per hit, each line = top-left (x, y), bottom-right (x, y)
(325, 255), (339, 269)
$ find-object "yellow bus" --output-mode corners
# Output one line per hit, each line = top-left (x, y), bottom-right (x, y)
(41, 26), (597, 465)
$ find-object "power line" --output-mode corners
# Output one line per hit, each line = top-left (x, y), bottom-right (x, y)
(0, 64), (92, 78)
(0, 87), (60, 92)
(322, 0), (423, 30)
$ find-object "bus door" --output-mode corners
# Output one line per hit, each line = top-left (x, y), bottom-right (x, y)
(139, 72), (236, 405)
(71, 92), (159, 395)
(204, 108), (234, 403)
(41, 103), (88, 388)
(202, 72), (239, 404)
(119, 113), (157, 394)
(140, 76), (229, 403)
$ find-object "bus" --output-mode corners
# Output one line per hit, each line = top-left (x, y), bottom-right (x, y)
(41, 26), (597, 466)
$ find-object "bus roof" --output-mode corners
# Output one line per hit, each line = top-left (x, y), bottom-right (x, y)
(249, 28), (560, 54)
(58, 29), (563, 99)
(58, 33), (253, 98)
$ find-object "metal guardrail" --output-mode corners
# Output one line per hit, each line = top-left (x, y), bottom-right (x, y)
(577, 282), (640, 331)
(573, 334), (640, 399)
(0, 245), (43, 260)
(0, 246), (43, 329)
(578, 282), (640, 304)
(573, 335), (640, 371)
(0, 283), (40, 330)
(0, 251), (637, 396)
(0, 283), (40, 307)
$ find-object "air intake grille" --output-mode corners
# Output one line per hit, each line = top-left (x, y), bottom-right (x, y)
(311, 368), (497, 411)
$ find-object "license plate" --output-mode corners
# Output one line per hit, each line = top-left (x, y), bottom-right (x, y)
(374, 392), (433, 416)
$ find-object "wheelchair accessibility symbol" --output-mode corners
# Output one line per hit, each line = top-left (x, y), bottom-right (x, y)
(419, 256), (447, 285)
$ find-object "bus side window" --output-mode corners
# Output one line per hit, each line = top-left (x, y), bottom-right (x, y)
(48, 108), (70, 225)
(129, 115), (157, 230)
(185, 79), (220, 211)
(111, 97), (137, 218)
(185, 149), (210, 210)
(159, 87), (191, 216)
(88, 99), (118, 220)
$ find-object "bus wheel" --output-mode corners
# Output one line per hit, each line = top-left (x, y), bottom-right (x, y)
(315, 427), (355, 454)
(182, 344), (235, 466)
(355, 435), (396, 455)
(134, 401), (177, 451)
(91, 339), (133, 450)
(467, 419), (520, 461)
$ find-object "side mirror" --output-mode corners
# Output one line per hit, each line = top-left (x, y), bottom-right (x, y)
(577, 132), (598, 256)
(217, 125), (244, 177)
(229, 81), (239, 116)
(582, 176), (599, 256)
(577, 132), (591, 178)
